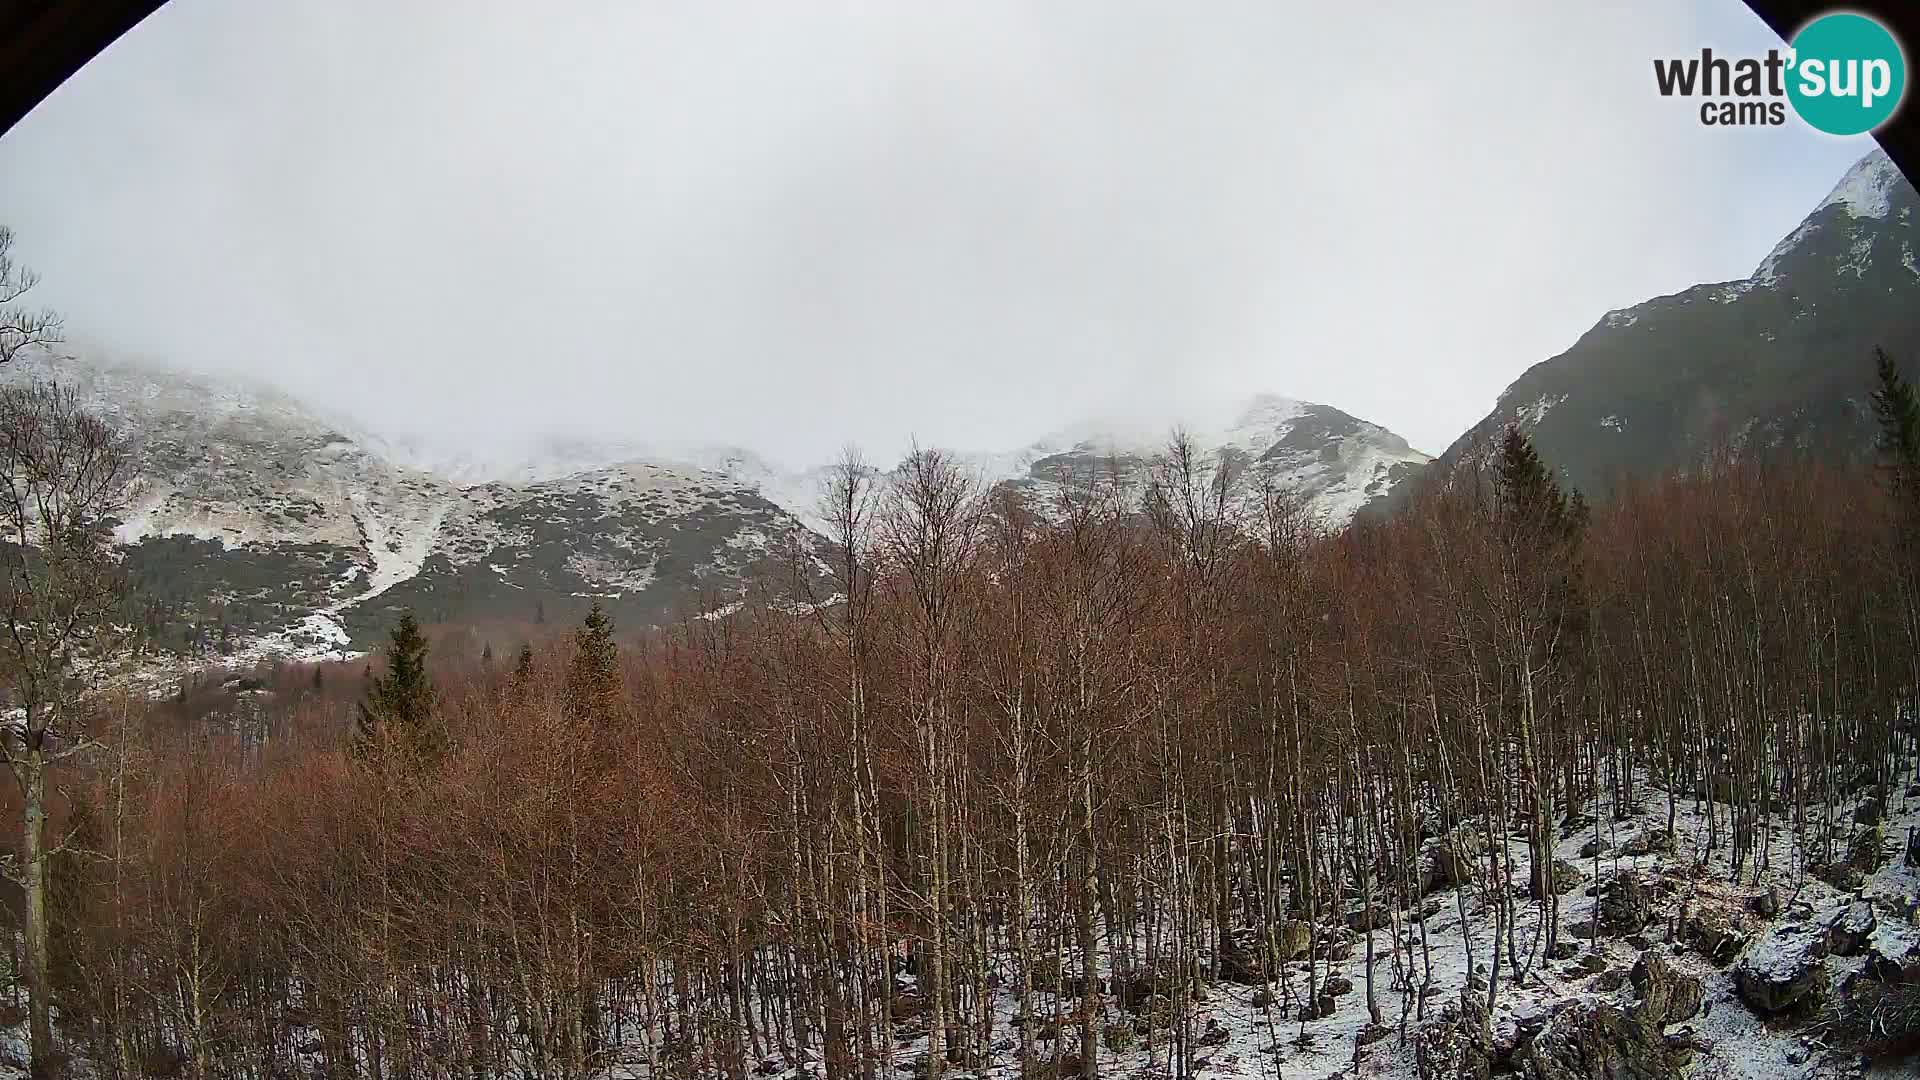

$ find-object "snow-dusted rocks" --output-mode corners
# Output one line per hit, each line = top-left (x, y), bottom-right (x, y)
(696, 393), (1432, 535)
(1628, 952), (1702, 1029)
(1414, 991), (1494, 1080)
(1518, 1001), (1687, 1080)
(1816, 147), (1904, 221)
(1735, 922), (1830, 1016)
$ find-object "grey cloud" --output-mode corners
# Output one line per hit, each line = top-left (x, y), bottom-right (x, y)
(0, 0), (1879, 465)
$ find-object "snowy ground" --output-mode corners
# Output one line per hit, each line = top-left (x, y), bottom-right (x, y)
(0, 778), (1911, 1079)
(578, 780), (1920, 1080)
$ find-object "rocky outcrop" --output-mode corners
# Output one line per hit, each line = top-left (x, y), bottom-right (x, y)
(1735, 924), (1830, 1016)
(1597, 873), (1652, 936)
(1425, 830), (1483, 895)
(1677, 907), (1747, 966)
(1519, 1003), (1686, 1080)
(1415, 991), (1494, 1080)
(1628, 952), (1701, 1028)
(1828, 901), (1877, 958)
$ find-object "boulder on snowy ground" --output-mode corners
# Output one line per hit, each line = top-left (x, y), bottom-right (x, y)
(1735, 923), (1830, 1016)
(1519, 1001), (1686, 1080)
(1425, 829), (1483, 894)
(1629, 952), (1702, 1028)
(1276, 918), (1312, 960)
(1347, 903), (1391, 932)
(1848, 824), (1886, 871)
(1623, 829), (1675, 857)
(1219, 919), (1312, 983)
(1414, 990), (1493, 1080)
(1828, 901), (1877, 957)
(1550, 860), (1585, 895)
(1678, 907), (1747, 965)
(1597, 873), (1652, 935)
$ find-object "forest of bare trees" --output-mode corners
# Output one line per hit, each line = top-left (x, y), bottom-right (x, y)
(0, 400), (1915, 1080)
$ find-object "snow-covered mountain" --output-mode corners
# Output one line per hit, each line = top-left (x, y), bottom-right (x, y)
(369, 397), (1431, 541)
(5, 352), (823, 660)
(1393, 147), (1919, 509)
(947, 394), (1429, 527)
(5, 350), (1425, 660)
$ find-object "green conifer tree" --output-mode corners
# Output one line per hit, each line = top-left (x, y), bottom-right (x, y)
(355, 611), (439, 759)
(1872, 347), (1920, 516)
(566, 602), (620, 725)
(1494, 424), (1577, 539)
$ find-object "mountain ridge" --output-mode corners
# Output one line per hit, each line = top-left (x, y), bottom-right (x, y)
(1380, 147), (1919, 511)
(2, 350), (1427, 660)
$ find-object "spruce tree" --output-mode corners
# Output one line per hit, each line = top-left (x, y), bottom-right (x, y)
(1872, 347), (1920, 516)
(567, 602), (620, 725)
(356, 611), (439, 759)
(513, 642), (535, 686)
(1494, 424), (1577, 540)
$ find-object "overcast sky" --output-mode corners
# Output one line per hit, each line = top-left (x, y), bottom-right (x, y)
(0, 0), (1880, 465)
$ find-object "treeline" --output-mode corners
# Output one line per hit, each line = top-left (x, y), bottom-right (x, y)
(12, 417), (1920, 1080)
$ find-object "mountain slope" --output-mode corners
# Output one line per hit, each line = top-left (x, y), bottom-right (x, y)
(1400, 148), (1919, 505)
(6, 351), (1425, 662)
(956, 394), (1429, 526)
(3, 353), (824, 658)
(397, 397), (1431, 539)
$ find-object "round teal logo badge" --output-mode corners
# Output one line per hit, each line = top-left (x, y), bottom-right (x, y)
(1787, 13), (1906, 135)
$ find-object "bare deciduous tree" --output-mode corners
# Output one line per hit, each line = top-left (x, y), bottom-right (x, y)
(0, 229), (63, 367)
(0, 380), (130, 1078)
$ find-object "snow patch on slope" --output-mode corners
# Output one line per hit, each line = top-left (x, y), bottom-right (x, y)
(346, 493), (455, 605)
(1515, 392), (1567, 429)
(1816, 146), (1900, 220)
(1755, 148), (1905, 284)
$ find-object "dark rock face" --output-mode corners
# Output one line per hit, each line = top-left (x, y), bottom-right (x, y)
(1629, 952), (1702, 1028)
(1597, 874), (1652, 936)
(1518, 1003), (1686, 1080)
(1382, 149), (1920, 521)
(1828, 902), (1878, 958)
(1415, 991), (1494, 1080)
(1678, 908), (1748, 966)
(1425, 831), (1481, 895)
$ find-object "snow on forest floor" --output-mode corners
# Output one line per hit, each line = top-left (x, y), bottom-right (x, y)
(584, 782), (1920, 1080)
(0, 780), (1913, 1079)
